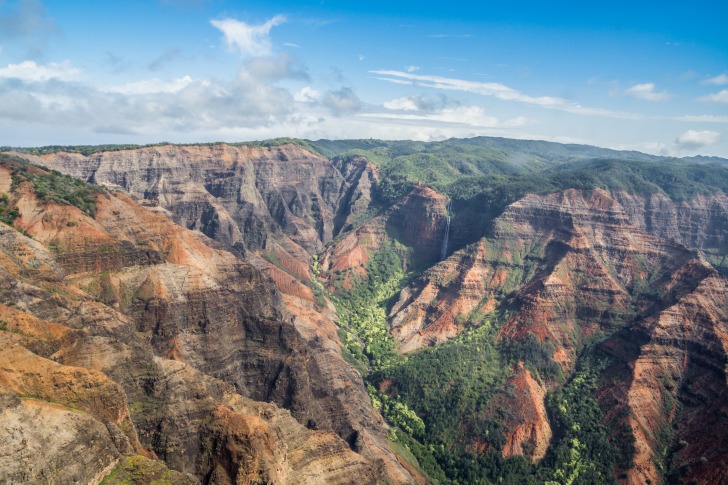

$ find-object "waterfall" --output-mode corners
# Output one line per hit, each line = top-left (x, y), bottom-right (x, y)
(441, 199), (452, 261)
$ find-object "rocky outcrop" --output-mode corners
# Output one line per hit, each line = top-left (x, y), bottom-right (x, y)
(484, 363), (552, 463)
(386, 187), (728, 483)
(320, 183), (450, 292)
(385, 183), (449, 266)
(608, 191), (728, 280)
(613, 191), (728, 268)
(0, 163), (398, 484)
(597, 274), (728, 485)
(21, 144), (376, 257)
(388, 189), (710, 364)
(0, 386), (122, 485)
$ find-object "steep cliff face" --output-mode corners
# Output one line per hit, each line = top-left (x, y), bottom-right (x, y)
(596, 273), (728, 485)
(0, 161), (400, 484)
(388, 189), (709, 366)
(10, 143), (728, 485)
(320, 182), (450, 292)
(379, 188), (728, 482)
(613, 191), (728, 272)
(9, 151), (424, 483)
(22, 144), (376, 258)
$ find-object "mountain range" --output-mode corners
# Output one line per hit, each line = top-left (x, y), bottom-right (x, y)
(2, 136), (728, 484)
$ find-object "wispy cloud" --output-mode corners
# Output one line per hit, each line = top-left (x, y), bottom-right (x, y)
(406, 65), (420, 73)
(210, 15), (285, 57)
(702, 74), (728, 86)
(0, 60), (80, 82)
(371, 70), (641, 119)
(624, 83), (672, 101)
(103, 75), (194, 95)
(673, 130), (721, 151)
(362, 105), (528, 130)
(238, 53), (308, 81)
(294, 86), (320, 103)
(670, 114), (728, 123)
(383, 94), (456, 112)
(698, 89), (728, 104)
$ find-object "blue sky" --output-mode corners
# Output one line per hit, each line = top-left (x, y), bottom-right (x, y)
(0, 0), (727, 156)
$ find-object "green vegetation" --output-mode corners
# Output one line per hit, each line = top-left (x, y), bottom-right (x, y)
(321, 216), (635, 483)
(0, 193), (19, 226)
(372, 318), (512, 484)
(100, 455), (191, 485)
(22, 168), (103, 216)
(333, 243), (403, 369)
(541, 359), (623, 485)
(0, 154), (104, 217)
(371, 343), (624, 484)
(4, 137), (319, 157)
(502, 333), (564, 382)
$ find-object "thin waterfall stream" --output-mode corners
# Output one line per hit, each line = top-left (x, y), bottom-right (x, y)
(441, 199), (452, 261)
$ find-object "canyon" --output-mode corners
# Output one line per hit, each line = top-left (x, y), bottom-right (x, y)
(2, 137), (728, 484)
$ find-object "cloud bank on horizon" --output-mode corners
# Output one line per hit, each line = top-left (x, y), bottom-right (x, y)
(0, 0), (726, 157)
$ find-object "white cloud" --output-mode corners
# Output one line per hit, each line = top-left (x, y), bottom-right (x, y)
(382, 94), (456, 112)
(322, 88), (361, 116)
(210, 15), (285, 57)
(406, 65), (420, 73)
(624, 82), (672, 101)
(699, 89), (728, 104)
(103, 75), (194, 95)
(384, 96), (420, 111)
(371, 70), (641, 119)
(294, 86), (320, 102)
(702, 74), (728, 86)
(238, 53), (307, 81)
(673, 130), (721, 151)
(0, 60), (80, 82)
(0, 54), (306, 136)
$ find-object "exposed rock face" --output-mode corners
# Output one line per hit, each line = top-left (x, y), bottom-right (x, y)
(484, 363), (552, 463)
(614, 191), (728, 250)
(613, 191), (728, 272)
(597, 274), (728, 485)
(388, 189), (709, 365)
(385, 183), (449, 266)
(320, 182), (450, 292)
(0, 165), (391, 484)
(0, 386), (122, 485)
(17, 145), (424, 484)
(24, 144), (376, 256)
(10, 145), (728, 485)
(383, 188), (728, 483)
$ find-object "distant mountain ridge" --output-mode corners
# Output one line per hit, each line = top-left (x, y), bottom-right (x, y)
(6, 135), (727, 165)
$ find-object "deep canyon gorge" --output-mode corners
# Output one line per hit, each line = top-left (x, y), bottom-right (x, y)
(1, 137), (728, 484)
